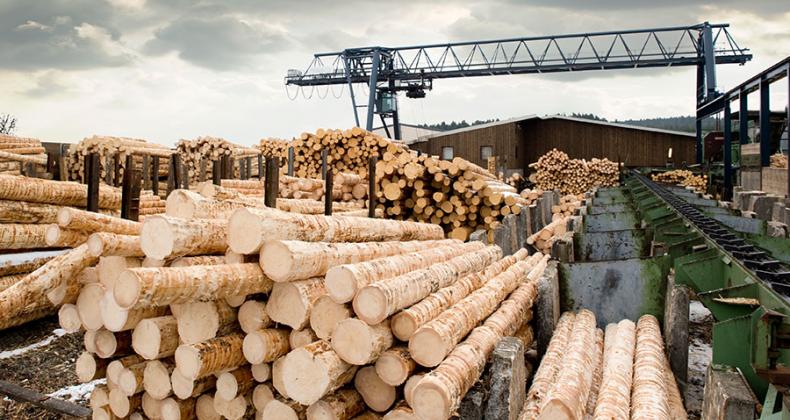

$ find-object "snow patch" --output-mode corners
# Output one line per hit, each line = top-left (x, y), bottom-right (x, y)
(48, 378), (106, 402)
(689, 300), (712, 324)
(0, 250), (68, 266)
(0, 328), (69, 360)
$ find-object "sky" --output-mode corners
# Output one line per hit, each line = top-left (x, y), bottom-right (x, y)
(1, 0), (788, 146)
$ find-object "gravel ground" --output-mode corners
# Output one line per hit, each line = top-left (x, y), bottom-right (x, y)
(686, 300), (713, 420)
(0, 316), (87, 419)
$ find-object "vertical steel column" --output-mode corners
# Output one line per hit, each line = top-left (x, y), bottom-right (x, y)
(723, 102), (733, 200)
(287, 147), (294, 176)
(142, 155), (151, 189)
(151, 156), (159, 196)
(368, 156), (377, 218)
(324, 168), (333, 216)
(321, 149), (328, 180)
(212, 160), (221, 185)
(787, 68), (790, 198)
(85, 153), (100, 212)
(739, 91), (749, 144)
(702, 22), (717, 99)
(264, 157), (279, 208)
(257, 155), (264, 179)
(388, 72), (401, 140)
(121, 155), (141, 221)
(696, 118), (703, 164)
(365, 49), (381, 131)
(760, 80), (771, 167)
(342, 54), (361, 127)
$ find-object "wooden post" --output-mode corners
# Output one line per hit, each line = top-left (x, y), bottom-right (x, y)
(257, 155), (264, 180)
(121, 155), (142, 221)
(181, 158), (189, 190)
(368, 156), (377, 218)
(114, 153), (122, 187)
(151, 156), (160, 196)
(325, 166), (333, 216)
(245, 157), (252, 180)
(287, 147), (294, 176)
(46, 152), (56, 179)
(264, 157), (279, 208)
(212, 160), (221, 185)
(104, 155), (114, 185)
(240, 158), (248, 180)
(58, 144), (68, 181)
(221, 156), (232, 180)
(321, 149), (328, 180)
(167, 154), (181, 196)
(199, 158), (207, 182)
(86, 153), (100, 213)
(142, 155), (151, 190)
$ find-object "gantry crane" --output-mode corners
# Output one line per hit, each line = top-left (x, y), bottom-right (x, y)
(285, 22), (751, 139)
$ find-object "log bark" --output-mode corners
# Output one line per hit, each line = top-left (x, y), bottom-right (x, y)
(306, 388), (365, 420)
(0, 175), (121, 209)
(114, 263), (272, 309)
(166, 189), (249, 219)
(132, 315), (179, 359)
(0, 199), (61, 224)
(0, 223), (49, 249)
(227, 207), (444, 254)
(280, 340), (358, 405)
(87, 233), (143, 257)
(171, 369), (217, 400)
(58, 207), (140, 235)
(310, 296), (352, 340)
(331, 318), (393, 366)
(174, 332), (247, 379)
(0, 253), (56, 277)
(326, 242), (484, 304)
(630, 315), (670, 420)
(412, 279), (539, 420)
(170, 255), (226, 267)
(45, 225), (89, 248)
(354, 246), (502, 325)
(266, 277), (326, 329)
(391, 248), (528, 341)
(592, 320), (636, 420)
(585, 328), (605, 416)
(241, 328), (290, 364)
(216, 366), (255, 401)
(171, 300), (238, 344)
(260, 239), (458, 283)
(140, 215), (227, 260)
(354, 366), (396, 413)
(375, 347), (416, 387)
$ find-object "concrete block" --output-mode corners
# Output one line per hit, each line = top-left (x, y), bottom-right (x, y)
(663, 276), (689, 397)
(733, 190), (764, 210)
(752, 195), (782, 221)
(702, 365), (758, 420)
(551, 232), (574, 263)
(470, 229), (488, 243)
(503, 214), (520, 255)
(767, 221), (788, 238)
(493, 223), (512, 256)
(517, 209), (529, 248)
(484, 337), (526, 420)
(771, 202), (786, 223)
(535, 261), (559, 357)
(528, 204), (541, 235)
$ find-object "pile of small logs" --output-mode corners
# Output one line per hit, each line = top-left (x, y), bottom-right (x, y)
(651, 170), (707, 193)
(519, 188), (544, 206)
(258, 138), (290, 166)
(520, 311), (685, 419)
(0, 134), (48, 175)
(770, 153), (787, 168)
(217, 172), (368, 205)
(43, 197), (548, 420)
(176, 136), (262, 184)
(64, 135), (172, 183)
(529, 149), (620, 195)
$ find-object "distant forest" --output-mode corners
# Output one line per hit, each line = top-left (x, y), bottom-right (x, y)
(418, 113), (721, 133)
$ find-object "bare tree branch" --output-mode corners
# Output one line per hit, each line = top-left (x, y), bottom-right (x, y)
(0, 114), (17, 135)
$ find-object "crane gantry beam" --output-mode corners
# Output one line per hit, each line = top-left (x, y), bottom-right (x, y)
(285, 22), (751, 139)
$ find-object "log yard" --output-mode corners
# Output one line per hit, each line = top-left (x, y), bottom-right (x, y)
(0, 2), (789, 420)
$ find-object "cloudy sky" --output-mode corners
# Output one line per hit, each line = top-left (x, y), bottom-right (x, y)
(1, 0), (788, 146)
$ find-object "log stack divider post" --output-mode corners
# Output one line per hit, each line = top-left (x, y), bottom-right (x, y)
(257, 155), (264, 180)
(245, 157), (252, 180)
(325, 167), (333, 216)
(321, 149), (328, 181)
(287, 147), (294, 176)
(180, 157), (189, 190)
(368, 156), (377, 218)
(151, 156), (160, 196)
(113, 153), (122, 187)
(58, 144), (69, 181)
(121, 154), (142, 221)
(86, 152), (100, 213)
(142, 155), (151, 190)
(265, 157), (279, 208)
(213, 160), (221, 185)
(167, 155), (181, 196)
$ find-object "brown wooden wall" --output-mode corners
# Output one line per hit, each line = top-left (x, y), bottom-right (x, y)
(410, 118), (696, 170)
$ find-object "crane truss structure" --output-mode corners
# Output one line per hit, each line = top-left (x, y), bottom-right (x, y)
(285, 22), (751, 139)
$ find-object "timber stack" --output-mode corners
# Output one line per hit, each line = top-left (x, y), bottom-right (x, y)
(51, 193), (550, 419)
(0, 134), (48, 175)
(651, 169), (707, 193)
(218, 173), (367, 205)
(519, 311), (686, 420)
(529, 149), (620, 195)
(64, 135), (173, 185)
(176, 136), (262, 184)
(258, 137), (290, 166)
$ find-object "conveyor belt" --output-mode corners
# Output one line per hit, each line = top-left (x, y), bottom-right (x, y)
(633, 171), (790, 295)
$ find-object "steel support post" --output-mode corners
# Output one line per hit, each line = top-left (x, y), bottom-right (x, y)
(121, 154), (141, 221)
(365, 49), (381, 131)
(85, 153), (100, 212)
(787, 68), (790, 198)
(212, 160), (221, 185)
(321, 149), (328, 180)
(324, 168), (333, 216)
(264, 157), (279, 208)
(696, 118), (703, 164)
(740, 91), (749, 144)
(151, 156), (159, 196)
(702, 22), (718, 99)
(342, 54), (361, 127)
(724, 102), (733, 200)
(760, 80), (771, 167)
(287, 147), (294, 176)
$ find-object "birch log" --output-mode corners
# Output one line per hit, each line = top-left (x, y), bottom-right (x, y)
(58, 207), (141, 235)
(140, 215), (227, 260)
(592, 319), (635, 420)
(280, 340), (358, 405)
(175, 333), (247, 380)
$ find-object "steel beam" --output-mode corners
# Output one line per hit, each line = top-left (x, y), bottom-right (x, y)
(702, 22), (718, 99)
(723, 102), (733, 200)
(760, 80), (771, 167)
(740, 91), (749, 144)
(365, 49), (381, 131)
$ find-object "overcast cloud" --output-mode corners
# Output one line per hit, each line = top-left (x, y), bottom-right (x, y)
(0, 0), (788, 145)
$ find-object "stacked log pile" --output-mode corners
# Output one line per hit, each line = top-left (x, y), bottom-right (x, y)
(519, 312), (685, 420)
(528, 149), (620, 195)
(771, 153), (788, 168)
(258, 138), (290, 166)
(218, 173), (367, 205)
(0, 134), (48, 175)
(519, 188), (544, 206)
(651, 170), (707, 193)
(176, 136), (262, 184)
(64, 135), (173, 183)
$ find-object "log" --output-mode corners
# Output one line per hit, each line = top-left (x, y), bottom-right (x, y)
(259, 398), (307, 420)
(95, 329), (132, 358)
(306, 388), (365, 420)
(310, 296), (352, 340)
(166, 189), (250, 219)
(228, 207), (444, 254)
(87, 233), (143, 257)
(75, 351), (109, 382)
(140, 215), (227, 260)
(409, 255), (546, 367)
(107, 354), (146, 385)
(170, 255), (226, 267)
(290, 328), (318, 349)
(0, 175), (121, 208)
(58, 303), (82, 332)
(383, 402), (417, 420)
(411, 279), (540, 420)
(196, 394), (221, 420)
(174, 332), (247, 379)
(0, 273), (24, 294)
(251, 363), (271, 383)
(537, 310), (597, 420)
(403, 374), (423, 408)
(216, 366), (254, 401)
(171, 369), (216, 400)
(97, 256), (141, 290)
(353, 246), (502, 325)
(252, 383), (275, 412)
(630, 315), (670, 419)
(172, 300), (237, 344)
(58, 207), (140, 235)
(331, 318), (393, 366)
(374, 347), (416, 386)
(143, 359), (174, 400)
(0, 253), (56, 277)
(161, 396), (196, 420)
(260, 239), (458, 283)
(45, 225), (89, 247)
(114, 263), (272, 309)
(241, 328), (290, 364)
(280, 340), (358, 405)
(108, 388), (141, 417)
(592, 320), (635, 420)
(142, 392), (163, 419)
(354, 366), (396, 412)
(0, 223), (49, 249)
(266, 277), (326, 329)
(326, 242), (485, 304)
(119, 362), (147, 396)
(585, 328), (605, 416)
(391, 249), (528, 341)
(132, 315), (179, 359)
(238, 300), (272, 334)
(214, 390), (252, 420)
(0, 199), (61, 223)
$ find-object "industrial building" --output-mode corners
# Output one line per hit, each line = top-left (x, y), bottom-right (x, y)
(408, 114), (696, 176)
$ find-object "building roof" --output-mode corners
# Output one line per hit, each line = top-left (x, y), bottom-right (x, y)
(372, 124), (440, 142)
(407, 114), (695, 144)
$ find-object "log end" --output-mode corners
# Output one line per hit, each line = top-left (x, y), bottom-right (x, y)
(75, 351), (97, 383)
(325, 266), (357, 304)
(261, 400), (299, 420)
(228, 208), (264, 254)
(352, 287), (388, 325)
(143, 360), (173, 400)
(331, 318), (377, 365)
(170, 369), (195, 400)
(174, 345), (201, 380)
(196, 394), (219, 420)
(411, 378), (452, 420)
(252, 384), (274, 412)
(409, 328), (448, 368)
(132, 319), (162, 360)
(280, 347), (332, 405)
(160, 397), (182, 420)
(140, 216), (176, 260)
(215, 371), (239, 401)
(56, 206), (74, 227)
(108, 388), (132, 417)
(113, 271), (142, 310)
(259, 241), (295, 282)
(118, 367), (140, 396)
(100, 289), (131, 331)
(536, 400), (574, 420)
(87, 233), (106, 257)
(94, 329), (119, 358)
(390, 312), (417, 342)
(58, 304), (82, 333)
